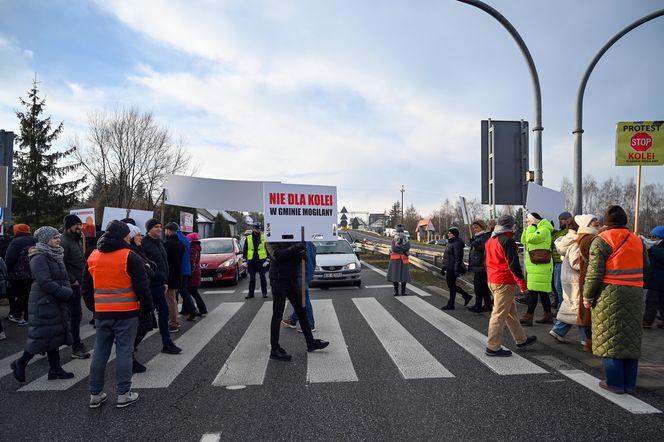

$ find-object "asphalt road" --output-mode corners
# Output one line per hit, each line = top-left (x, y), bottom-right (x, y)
(1, 266), (663, 441)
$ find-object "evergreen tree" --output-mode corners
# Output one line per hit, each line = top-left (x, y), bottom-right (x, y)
(13, 78), (86, 226)
(386, 201), (401, 227)
(213, 214), (231, 237)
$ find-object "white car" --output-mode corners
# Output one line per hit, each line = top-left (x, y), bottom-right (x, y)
(311, 239), (362, 287)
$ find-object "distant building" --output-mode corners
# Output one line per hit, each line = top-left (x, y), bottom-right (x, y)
(416, 219), (436, 242)
(196, 209), (238, 238)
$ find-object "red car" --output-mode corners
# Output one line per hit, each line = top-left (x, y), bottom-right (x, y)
(199, 237), (247, 285)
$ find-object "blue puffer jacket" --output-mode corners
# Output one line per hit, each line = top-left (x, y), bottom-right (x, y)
(644, 241), (664, 291)
(177, 230), (191, 277)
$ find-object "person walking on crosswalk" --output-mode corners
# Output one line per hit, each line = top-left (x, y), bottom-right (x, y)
(520, 212), (555, 326)
(82, 220), (153, 408)
(441, 227), (472, 309)
(265, 241), (329, 361)
(387, 224), (411, 296)
(484, 215), (537, 357)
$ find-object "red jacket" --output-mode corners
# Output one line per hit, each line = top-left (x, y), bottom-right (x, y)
(188, 241), (202, 288)
(485, 232), (527, 292)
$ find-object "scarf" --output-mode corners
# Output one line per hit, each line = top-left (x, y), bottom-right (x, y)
(30, 243), (65, 264)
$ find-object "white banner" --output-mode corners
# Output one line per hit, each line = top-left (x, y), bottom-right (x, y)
(525, 183), (567, 227)
(459, 196), (470, 225)
(101, 207), (155, 234)
(263, 183), (338, 242)
(70, 208), (96, 238)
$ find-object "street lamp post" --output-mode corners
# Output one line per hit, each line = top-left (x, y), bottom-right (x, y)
(400, 185), (405, 224)
(573, 9), (664, 215)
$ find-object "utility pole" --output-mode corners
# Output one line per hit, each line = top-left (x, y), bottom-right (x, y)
(400, 185), (405, 224)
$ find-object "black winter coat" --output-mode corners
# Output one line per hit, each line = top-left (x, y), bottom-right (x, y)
(468, 231), (491, 273)
(442, 237), (466, 275)
(141, 234), (169, 286)
(5, 233), (38, 280)
(25, 250), (73, 354)
(265, 242), (304, 281)
(163, 235), (184, 289)
(61, 231), (85, 284)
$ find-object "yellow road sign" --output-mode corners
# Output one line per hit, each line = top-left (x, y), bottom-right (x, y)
(615, 121), (664, 166)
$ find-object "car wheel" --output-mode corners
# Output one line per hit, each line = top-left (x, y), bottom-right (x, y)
(231, 266), (239, 286)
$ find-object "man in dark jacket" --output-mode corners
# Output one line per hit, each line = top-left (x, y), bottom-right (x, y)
(82, 220), (153, 408)
(141, 218), (181, 355)
(163, 222), (185, 332)
(5, 223), (37, 324)
(441, 227), (472, 310)
(243, 222), (269, 299)
(265, 241), (329, 361)
(468, 220), (493, 313)
(643, 225), (664, 328)
(61, 214), (90, 359)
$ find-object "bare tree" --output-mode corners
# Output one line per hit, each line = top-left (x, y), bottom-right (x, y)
(73, 107), (194, 211)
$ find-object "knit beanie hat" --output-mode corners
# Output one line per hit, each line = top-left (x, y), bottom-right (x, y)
(604, 205), (628, 228)
(13, 224), (31, 235)
(492, 215), (515, 237)
(650, 226), (664, 239)
(63, 214), (83, 230)
(145, 218), (161, 233)
(395, 224), (404, 233)
(121, 218), (136, 226)
(164, 222), (180, 232)
(127, 223), (142, 239)
(105, 220), (130, 239)
(34, 226), (60, 244)
(558, 211), (573, 221)
(575, 214), (598, 235)
(187, 232), (199, 242)
(448, 227), (460, 237)
(472, 220), (487, 230)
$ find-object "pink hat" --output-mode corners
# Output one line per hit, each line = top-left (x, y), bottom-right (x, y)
(187, 232), (199, 241)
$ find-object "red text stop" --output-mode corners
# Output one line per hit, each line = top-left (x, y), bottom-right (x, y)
(631, 132), (653, 152)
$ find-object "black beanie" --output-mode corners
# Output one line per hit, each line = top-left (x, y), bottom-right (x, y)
(604, 205), (628, 227)
(63, 214), (83, 230)
(164, 222), (180, 232)
(105, 220), (130, 239)
(121, 217), (136, 226)
(529, 212), (542, 221)
(448, 227), (460, 237)
(145, 218), (161, 233)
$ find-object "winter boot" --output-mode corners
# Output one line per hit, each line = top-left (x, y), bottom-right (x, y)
(535, 312), (554, 324)
(519, 313), (533, 326)
(393, 283), (399, 296)
(583, 339), (593, 352)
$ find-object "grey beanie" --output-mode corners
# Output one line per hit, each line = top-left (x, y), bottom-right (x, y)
(558, 211), (573, 220)
(395, 224), (404, 233)
(497, 215), (515, 229)
(34, 226), (60, 244)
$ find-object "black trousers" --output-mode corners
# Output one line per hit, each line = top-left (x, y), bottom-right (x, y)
(445, 271), (469, 305)
(8, 279), (31, 320)
(526, 290), (552, 315)
(270, 279), (314, 350)
(248, 260), (268, 296)
(68, 285), (83, 346)
(19, 349), (60, 370)
(472, 271), (492, 309)
(644, 289), (664, 323)
(188, 286), (208, 314)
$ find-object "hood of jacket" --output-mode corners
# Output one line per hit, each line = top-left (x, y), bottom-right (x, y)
(537, 218), (554, 233)
(96, 234), (130, 253)
(555, 230), (578, 256)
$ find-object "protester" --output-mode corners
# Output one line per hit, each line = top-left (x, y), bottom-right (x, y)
(551, 212), (573, 309)
(141, 218), (181, 355)
(242, 222), (269, 299)
(61, 214), (90, 359)
(5, 223), (37, 325)
(11, 227), (74, 382)
(82, 220), (153, 408)
(520, 213), (554, 326)
(386, 224), (411, 296)
(642, 225), (664, 329)
(441, 227), (472, 310)
(583, 205), (649, 394)
(484, 215), (536, 356)
(186, 232), (208, 316)
(468, 220), (492, 313)
(574, 214), (600, 352)
(174, 225), (198, 320)
(282, 241), (316, 332)
(0, 257), (7, 340)
(265, 241), (328, 361)
(163, 222), (185, 331)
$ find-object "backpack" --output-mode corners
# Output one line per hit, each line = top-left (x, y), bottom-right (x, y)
(9, 245), (32, 280)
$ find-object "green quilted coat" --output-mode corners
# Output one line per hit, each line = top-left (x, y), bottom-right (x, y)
(521, 219), (554, 292)
(583, 232), (650, 359)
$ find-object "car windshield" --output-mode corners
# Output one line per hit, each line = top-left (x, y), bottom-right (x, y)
(313, 240), (354, 254)
(201, 239), (234, 254)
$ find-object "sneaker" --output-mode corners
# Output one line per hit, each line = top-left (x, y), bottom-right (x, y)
(132, 358), (147, 373)
(186, 312), (197, 322)
(270, 347), (292, 361)
(485, 348), (512, 357)
(169, 325), (180, 333)
(297, 327), (316, 333)
(7, 315), (22, 324)
(548, 330), (568, 343)
(0, 331), (6, 340)
(71, 343), (91, 359)
(89, 392), (108, 409)
(516, 336), (537, 348)
(281, 319), (297, 329)
(117, 391), (140, 408)
(598, 380), (624, 395)
(17, 319), (28, 326)
(161, 344), (182, 355)
(307, 339), (329, 352)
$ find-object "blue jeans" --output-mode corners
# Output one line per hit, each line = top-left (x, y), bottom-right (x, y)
(553, 263), (563, 308)
(551, 320), (592, 342)
(290, 283), (315, 327)
(90, 317), (138, 395)
(603, 358), (638, 392)
(151, 285), (174, 346)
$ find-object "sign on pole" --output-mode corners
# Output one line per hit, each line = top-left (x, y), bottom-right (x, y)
(70, 208), (96, 238)
(263, 183), (338, 242)
(180, 211), (194, 233)
(615, 121), (663, 166)
(101, 207), (155, 234)
(525, 183), (566, 228)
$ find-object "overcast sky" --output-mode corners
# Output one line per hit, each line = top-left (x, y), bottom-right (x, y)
(1, 0), (662, 217)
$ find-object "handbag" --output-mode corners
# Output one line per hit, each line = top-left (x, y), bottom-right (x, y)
(528, 249), (552, 264)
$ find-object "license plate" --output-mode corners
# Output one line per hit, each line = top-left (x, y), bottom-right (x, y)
(323, 273), (342, 279)
(201, 277), (213, 282)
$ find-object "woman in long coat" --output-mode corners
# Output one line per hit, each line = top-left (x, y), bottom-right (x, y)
(583, 206), (649, 394)
(187, 233), (208, 316)
(386, 225), (411, 296)
(520, 213), (554, 326)
(11, 227), (74, 382)
(575, 214), (600, 352)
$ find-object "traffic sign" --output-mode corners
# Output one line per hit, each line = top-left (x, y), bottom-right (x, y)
(615, 121), (663, 166)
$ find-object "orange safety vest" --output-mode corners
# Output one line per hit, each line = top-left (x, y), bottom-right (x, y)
(598, 229), (644, 287)
(390, 253), (409, 265)
(87, 248), (140, 312)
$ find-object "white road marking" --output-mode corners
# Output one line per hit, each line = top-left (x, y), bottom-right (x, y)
(133, 302), (244, 389)
(535, 355), (662, 415)
(242, 289), (272, 293)
(352, 297), (454, 379)
(203, 290), (236, 294)
(361, 261), (430, 296)
(398, 296), (547, 376)
(364, 284), (394, 289)
(212, 302), (273, 387)
(1, 324), (96, 380)
(307, 299), (358, 383)
(200, 433), (221, 442)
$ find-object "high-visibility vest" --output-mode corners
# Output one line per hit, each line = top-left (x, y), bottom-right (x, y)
(598, 229), (644, 287)
(247, 234), (267, 260)
(87, 248), (140, 313)
(390, 253), (409, 265)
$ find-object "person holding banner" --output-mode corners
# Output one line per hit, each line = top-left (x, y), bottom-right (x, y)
(387, 224), (411, 296)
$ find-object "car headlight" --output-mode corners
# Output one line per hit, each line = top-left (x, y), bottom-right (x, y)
(221, 258), (236, 268)
(344, 262), (357, 270)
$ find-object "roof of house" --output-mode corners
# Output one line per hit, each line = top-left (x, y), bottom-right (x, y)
(197, 209), (237, 224)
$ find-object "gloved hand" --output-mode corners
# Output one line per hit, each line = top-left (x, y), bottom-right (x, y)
(262, 258), (270, 268)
